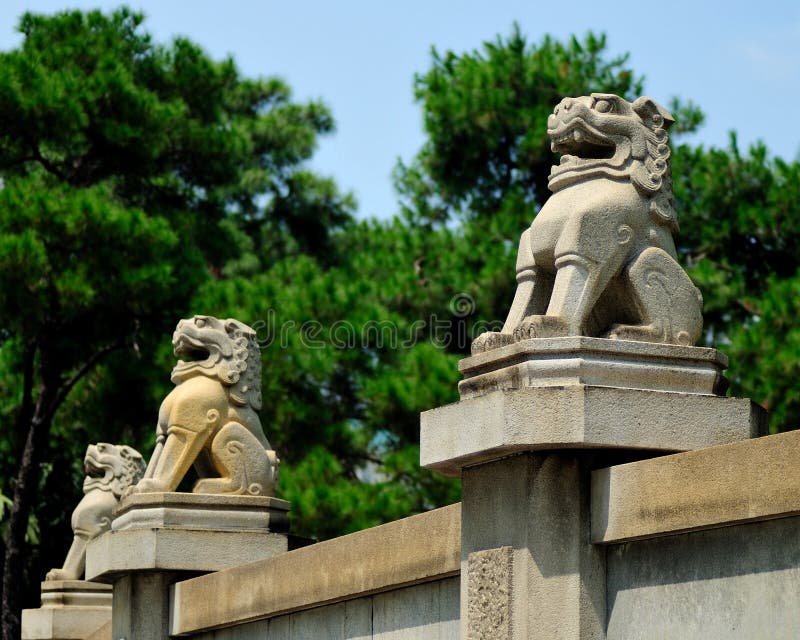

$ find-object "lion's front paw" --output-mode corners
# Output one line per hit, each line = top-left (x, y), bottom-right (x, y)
(471, 332), (514, 355)
(513, 315), (572, 341)
(605, 323), (678, 344)
(126, 478), (165, 495)
(45, 568), (69, 582)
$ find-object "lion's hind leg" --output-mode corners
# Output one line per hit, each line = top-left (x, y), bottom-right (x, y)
(606, 247), (703, 346)
(194, 422), (279, 496)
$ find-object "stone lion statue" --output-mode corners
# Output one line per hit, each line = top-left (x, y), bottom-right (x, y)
(129, 315), (280, 496)
(473, 93), (703, 354)
(45, 443), (145, 581)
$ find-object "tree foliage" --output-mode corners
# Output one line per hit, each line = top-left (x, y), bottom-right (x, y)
(0, 8), (352, 637)
(395, 28), (643, 226)
(675, 138), (800, 427)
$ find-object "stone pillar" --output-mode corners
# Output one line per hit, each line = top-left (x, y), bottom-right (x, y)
(85, 492), (290, 640)
(461, 453), (604, 639)
(421, 338), (766, 639)
(21, 580), (111, 640)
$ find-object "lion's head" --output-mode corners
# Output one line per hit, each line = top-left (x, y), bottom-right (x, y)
(170, 315), (262, 410)
(82, 443), (146, 498)
(547, 93), (677, 231)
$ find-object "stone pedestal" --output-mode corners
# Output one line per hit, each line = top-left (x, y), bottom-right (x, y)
(458, 336), (729, 399)
(420, 338), (767, 639)
(86, 492), (290, 639)
(21, 581), (111, 640)
(461, 454), (604, 640)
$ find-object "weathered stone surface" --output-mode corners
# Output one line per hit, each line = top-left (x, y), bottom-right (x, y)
(473, 93), (701, 354)
(110, 491), (290, 533)
(460, 454), (604, 640)
(111, 572), (176, 640)
(21, 581), (111, 640)
(37, 580), (111, 607)
(467, 547), (513, 639)
(83, 620), (111, 640)
(592, 429), (800, 543)
(129, 315), (279, 496)
(421, 385), (765, 476)
(86, 526), (288, 581)
(606, 516), (800, 639)
(459, 336), (727, 399)
(21, 607), (111, 640)
(169, 504), (461, 636)
(45, 443), (145, 582)
(188, 579), (459, 640)
(373, 579), (459, 640)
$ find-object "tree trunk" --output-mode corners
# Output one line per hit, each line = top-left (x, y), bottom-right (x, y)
(1, 341), (52, 640)
(0, 336), (126, 640)
(1, 406), (51, 640)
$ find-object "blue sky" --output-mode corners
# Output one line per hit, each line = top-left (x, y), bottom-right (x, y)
(1, 1), (798, 219)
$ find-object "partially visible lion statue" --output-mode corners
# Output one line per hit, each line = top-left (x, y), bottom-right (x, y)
(473, 93), (703, 354)
(46, 443), (145, 581)
(128, 315), (280, 496)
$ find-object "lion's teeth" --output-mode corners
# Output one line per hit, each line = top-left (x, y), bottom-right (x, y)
(574, 129), (583, 142)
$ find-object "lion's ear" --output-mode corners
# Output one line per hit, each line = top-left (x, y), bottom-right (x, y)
(632, 96), (675, 130)
(224, 319), (238, 336)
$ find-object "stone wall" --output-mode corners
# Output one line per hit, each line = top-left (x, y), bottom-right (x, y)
(191, 578), (459, 640)
(606, 517), (800, 639)
(169, 504), (461, 638)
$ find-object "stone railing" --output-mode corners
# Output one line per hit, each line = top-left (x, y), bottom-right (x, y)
(171, 504), (461, 637)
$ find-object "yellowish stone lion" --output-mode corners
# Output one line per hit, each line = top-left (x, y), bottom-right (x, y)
(46, 443), (145, 581)
(129, 315), (279, 496)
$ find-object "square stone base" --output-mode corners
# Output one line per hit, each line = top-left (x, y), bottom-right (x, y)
(86, 492), (291, 582)
(22, 581), (111, 640)
(458, 337), (728, 399)
(111, 491), (290, 533)
(421, 385), (766, 477)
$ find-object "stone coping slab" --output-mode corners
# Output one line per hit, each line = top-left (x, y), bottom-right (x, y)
(85, 527), (288, 582)
(459, 337), (728, 399)
(169, 503), (461, 636)
(421, 385), (766, 477)
(592, 429), (800, 544)
(111, 492), (290, 533)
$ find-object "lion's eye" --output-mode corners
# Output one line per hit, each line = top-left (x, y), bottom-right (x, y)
(594, 99), (613, 113)
(195, 317), (206, 327)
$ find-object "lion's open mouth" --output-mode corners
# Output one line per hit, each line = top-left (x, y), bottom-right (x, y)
(174, 335), (211, 363)
(551, 126), (615, 163)
(84, 455), (111, 482)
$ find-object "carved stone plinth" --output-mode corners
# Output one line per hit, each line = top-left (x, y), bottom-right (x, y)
(86, 492), (290, 639)
(423, 339), (766, 477)
(459, 336), (728, 399)
(21, 581), (111, 640)
(110, 491), (289, 533)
